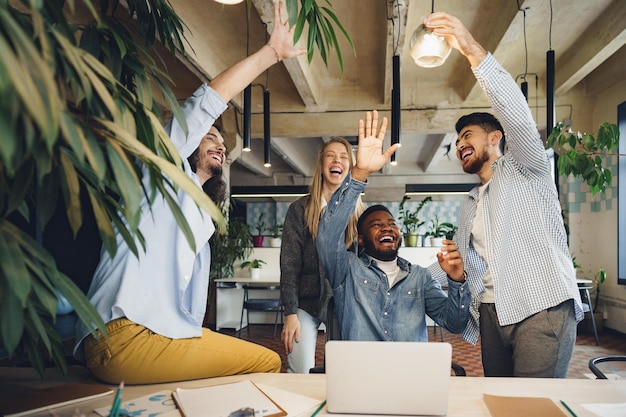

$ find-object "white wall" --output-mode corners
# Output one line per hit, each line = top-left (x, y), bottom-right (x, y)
(568, 79), (626, 333)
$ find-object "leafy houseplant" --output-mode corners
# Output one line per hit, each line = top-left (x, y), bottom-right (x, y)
(398, 196), (432, 247)
(240, 259), (266, 279)
(251, 213), (268, 247)
(209, 215), (253, 282)
(427, 216), (455, 246)
(1, 0), (350, 377)
(269, 221), (283, 248)
(547, 122), (621, 194)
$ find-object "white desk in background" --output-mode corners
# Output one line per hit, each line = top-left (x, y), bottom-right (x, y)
(214, 276), (280, 331)
(3, 366), (625, 417)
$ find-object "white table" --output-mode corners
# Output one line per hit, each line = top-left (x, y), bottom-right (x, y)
(2, 367), (625, 417)
(214, 276), (280, 330)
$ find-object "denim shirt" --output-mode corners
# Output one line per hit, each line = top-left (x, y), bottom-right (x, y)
(317, 175), (470, 341)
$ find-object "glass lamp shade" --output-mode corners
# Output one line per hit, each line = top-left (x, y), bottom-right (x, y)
(409, 24), (451, 68)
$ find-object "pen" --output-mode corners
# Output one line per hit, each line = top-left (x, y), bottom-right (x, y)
(110, 381), (124, 417)
(560, 400), (578, 417)
(310, 400), (326, 417)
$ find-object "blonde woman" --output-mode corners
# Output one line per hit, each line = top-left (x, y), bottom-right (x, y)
(280, 137), (365, 373)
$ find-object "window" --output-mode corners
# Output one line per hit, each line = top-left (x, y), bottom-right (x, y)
(618, 101), (626, 285)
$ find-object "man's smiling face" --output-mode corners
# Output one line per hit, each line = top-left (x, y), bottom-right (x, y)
(358, 210), (401, 261)
(194, 126), (226, 183)
(455, 125), (492, 174)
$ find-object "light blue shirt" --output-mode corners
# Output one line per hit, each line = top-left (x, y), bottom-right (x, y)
(317, 176), (470, 342)
(74, 84), (227, 360)
(428, 53), (584, 344)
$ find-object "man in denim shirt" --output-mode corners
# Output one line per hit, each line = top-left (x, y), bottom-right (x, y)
(317, 111), (470, 342)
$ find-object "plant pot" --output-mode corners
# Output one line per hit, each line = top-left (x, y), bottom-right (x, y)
(430, 237), (445, 247)
(250, 268), (261, 279)
(269, 237), (282, 247)
(404, 233), (419, 247)
(252, 235), (265, 247)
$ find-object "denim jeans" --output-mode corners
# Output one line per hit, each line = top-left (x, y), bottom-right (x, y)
(287, 309), (322, 373)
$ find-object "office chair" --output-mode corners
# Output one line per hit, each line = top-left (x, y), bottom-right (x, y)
(578, 281), (599, 345)
(588, 355), (626, 379)
(238, 284), (282, 339)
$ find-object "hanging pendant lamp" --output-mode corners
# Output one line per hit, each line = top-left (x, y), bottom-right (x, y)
(408, 0), (451, 68)
(263, 90), (271, 167)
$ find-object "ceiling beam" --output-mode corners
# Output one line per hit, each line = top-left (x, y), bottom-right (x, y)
(251, 0), (324, 108)
(555, 1), (626, 95)
(420, 133), (457, 172)
(270, 137), (317, 176)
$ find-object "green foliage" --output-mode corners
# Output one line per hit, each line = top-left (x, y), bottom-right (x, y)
(270, 221), (283, 238)
(547, 122), (621, 195)
(240, 259), (267, 270)
(252, 212), (268, 236)
(286, 0), (354, 71)
(427, 216), (457, 239)
(398, 196), (431, 234)
(0, 0), (225, 377)
(210, 215), (253, 281)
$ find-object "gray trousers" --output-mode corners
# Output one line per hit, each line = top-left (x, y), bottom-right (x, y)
(479, 299), (576, 377)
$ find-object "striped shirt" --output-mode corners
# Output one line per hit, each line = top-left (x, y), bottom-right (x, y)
(429, 53), (584, 344)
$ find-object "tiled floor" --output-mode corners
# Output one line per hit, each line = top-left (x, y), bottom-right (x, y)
(220, 323), (626, 378)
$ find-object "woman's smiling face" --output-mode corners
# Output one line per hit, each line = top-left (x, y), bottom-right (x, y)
(322, 141), (351, 188)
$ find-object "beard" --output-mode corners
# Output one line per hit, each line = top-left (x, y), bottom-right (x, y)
(209, 162), (223, 177)
(362, 237), (400, 261)
(462, 150), (489, 174)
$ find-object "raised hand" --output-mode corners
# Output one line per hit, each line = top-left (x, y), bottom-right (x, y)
(352, 110), (400, 181)
(268, 1), (307, 61)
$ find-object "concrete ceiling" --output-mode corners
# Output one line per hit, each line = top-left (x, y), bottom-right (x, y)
(165, 0), (626, 202)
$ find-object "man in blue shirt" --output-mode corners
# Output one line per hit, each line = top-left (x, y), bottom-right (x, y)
(317, 111), (470, 342)
(425, 13), (583, 377)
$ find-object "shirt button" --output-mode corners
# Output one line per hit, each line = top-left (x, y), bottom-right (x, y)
(461, 305), (465, 308)
(364, 280), (368, 284)
(384, 312), (388, 316)
(387, 292), (390, 296)
(407, 291), (412, 295)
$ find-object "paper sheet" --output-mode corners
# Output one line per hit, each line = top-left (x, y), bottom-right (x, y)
(581, 402), (626, 417)
(94, 390), (176, 416)
(254, 384), (322, 417)
(172, 380), (286, 417)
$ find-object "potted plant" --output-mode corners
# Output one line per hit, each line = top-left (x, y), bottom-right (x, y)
(427, 216), (457, 247)
(251, 213), (268, 247)
(547, 122), (620, 195)
(269, 221), (283, 248)
(240, 259), (267, 279)
(398, 196), (432, 247)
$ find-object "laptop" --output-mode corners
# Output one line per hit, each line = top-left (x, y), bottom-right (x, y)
(325, 341), (452, 416)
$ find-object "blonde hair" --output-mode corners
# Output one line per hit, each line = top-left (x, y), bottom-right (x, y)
(305, 137), (365, 247)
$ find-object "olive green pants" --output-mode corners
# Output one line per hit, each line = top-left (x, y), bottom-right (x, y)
(84, 318), (281, 384)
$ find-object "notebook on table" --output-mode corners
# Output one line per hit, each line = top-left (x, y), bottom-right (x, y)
(325, 341), (452, 416)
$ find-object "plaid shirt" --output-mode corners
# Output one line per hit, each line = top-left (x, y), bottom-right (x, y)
(429, 53), (583, 344)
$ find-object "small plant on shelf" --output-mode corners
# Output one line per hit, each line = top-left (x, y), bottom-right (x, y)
(240, 259), (267, 270)
(270, 221), (283, 238)
(398, 195), (431, 246)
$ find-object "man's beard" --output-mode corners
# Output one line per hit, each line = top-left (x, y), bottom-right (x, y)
(462, 150), (489, 174)
(209, 163), (223, 177)
(362, 237), (400, 261)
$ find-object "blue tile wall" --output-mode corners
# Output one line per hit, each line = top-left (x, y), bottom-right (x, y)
(247, 198), (465, 236)
(560, 154), (617, 214)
